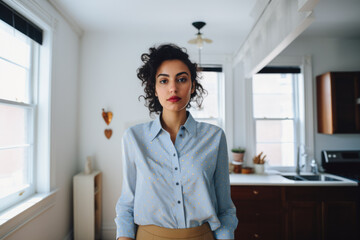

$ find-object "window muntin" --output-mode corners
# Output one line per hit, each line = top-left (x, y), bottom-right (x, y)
(252, 72), (299, 167)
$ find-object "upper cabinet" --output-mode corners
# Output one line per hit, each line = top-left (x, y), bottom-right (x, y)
(316, 72), (360, 134)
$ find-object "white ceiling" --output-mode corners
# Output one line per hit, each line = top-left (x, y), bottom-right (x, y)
(48, 0), (360, 55)
(48, 0), (259, 54)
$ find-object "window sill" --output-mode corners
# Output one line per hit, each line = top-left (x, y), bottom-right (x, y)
(0, 190), (57, 239)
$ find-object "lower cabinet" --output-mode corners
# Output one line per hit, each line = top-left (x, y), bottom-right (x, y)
(231, 186), (359, 240)
(231, 186), (283, 240)
(323, 200), (358, 240)
(285, 187), (322, 240)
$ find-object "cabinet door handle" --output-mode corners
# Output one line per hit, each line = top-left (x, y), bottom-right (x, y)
(253, 190), (259, 195)
(254, 233), (259, 238)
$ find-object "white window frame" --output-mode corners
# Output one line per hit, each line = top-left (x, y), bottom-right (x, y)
(247, 55), (314, 172)
(0, 0), (57, 237)
(0, 33), (38, 212)
(253, 72), (299, 167)
(189, 54), (233, 157)
(191, 65), (224, 127)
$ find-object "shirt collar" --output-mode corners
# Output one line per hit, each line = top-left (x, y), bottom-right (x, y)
(149, 111), (197, 142)
(183, 111), (197, 137)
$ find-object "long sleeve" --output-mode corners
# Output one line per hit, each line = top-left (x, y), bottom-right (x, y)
(213, 130), (238, 239)
(115, 130), (137, 239)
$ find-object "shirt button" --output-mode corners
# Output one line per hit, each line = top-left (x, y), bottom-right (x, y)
(179, 134), (183, 137)
(173, 153), (176, 157)
(175, 167), (178, 170)
(181, 126), (185, 130)
(176, 182), (179, 185)
(177, 200), (181, 204)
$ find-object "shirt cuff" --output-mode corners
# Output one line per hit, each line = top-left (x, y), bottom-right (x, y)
(116, 227), (136, 239)
(214, 225), (235, 239)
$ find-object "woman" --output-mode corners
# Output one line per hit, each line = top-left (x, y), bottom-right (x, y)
(115, 44), (238, 240)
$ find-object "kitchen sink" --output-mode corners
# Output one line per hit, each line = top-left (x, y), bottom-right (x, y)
(282, 175), (305, 181)
(282, 174), (341, 182)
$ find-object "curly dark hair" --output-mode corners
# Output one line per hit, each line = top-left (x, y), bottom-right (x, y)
(137, 43), (207, 115)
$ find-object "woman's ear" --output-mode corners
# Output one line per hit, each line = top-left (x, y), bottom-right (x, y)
(191, 81), (195, 94)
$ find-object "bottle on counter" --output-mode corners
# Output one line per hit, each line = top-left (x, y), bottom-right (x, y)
(310, 159), (319, 175)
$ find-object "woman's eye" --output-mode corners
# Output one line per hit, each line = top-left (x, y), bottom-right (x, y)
(178, 77), (187, 82)
(159, 79), (167, 84)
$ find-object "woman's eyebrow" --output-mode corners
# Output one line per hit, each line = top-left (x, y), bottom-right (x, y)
(156, 72), (189, 78)
(176, 72), (189, 77)
(157, 73), (169, 78)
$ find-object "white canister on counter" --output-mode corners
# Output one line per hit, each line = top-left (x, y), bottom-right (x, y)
(254, 164), (265, 174)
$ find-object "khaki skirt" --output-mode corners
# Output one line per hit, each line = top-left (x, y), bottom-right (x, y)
(136, 223), (215, 240)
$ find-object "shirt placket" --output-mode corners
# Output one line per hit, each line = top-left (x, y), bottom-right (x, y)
(171, 127), (186, 228)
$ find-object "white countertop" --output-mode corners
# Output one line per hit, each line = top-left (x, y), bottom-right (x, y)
(230, 171), (358, 186)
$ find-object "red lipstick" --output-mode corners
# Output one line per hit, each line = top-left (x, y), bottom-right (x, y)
(167, 96), (181, 102)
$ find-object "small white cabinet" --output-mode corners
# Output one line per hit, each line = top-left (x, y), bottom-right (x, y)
(73, 170), (102, 240)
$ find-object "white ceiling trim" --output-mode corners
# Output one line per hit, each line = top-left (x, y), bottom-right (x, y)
(233, 0), (318, 77)
(47, 0), (83, 36)
(298, 0), (320, 11)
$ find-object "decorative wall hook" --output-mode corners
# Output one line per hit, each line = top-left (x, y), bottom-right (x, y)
(104, 129), (113, 139)
(102, 108), (113, 125)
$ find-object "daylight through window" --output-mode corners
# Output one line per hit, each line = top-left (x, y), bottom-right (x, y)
(252, 70), (300, 167)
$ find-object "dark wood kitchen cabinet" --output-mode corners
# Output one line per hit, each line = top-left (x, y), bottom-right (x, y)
(321, 187), (358, 240)
(316, 71), (360, 134)
(231, 186), (284, 240)
(231, 185), (359, 240)
(285, 187), (322, 240)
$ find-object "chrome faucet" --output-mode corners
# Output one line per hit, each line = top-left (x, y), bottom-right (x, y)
(296, 145), (306, 175)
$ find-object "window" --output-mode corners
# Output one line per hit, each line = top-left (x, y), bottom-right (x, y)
(190, 66), (223, 127)
(252, 67), (301, 167)
(0, 1), (42, 212)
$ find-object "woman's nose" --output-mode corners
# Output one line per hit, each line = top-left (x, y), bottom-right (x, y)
(169, 80), (177, 93)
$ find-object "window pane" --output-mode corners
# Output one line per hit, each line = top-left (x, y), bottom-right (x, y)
(253, 73), (293, 94)
(256, 120), (294, 142)
(0, 147), (30, 198)
(253, 73), (294, 118)
(253, 94), (293, 118)
(0, 20), (31, 68)
(0, 58), (29, 103)
(256, 143), (295, 166)
(190, 71), (219, 119)
(0, 104), (31, 146)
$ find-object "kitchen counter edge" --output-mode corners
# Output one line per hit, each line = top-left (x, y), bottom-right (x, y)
(229, 172), (358, 186)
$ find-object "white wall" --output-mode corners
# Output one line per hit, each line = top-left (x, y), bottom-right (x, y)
(275, 36), (360, 162)
(5, 0), (80, 239)
(78, 32), (233, 239)
(78, 33), (149, 238)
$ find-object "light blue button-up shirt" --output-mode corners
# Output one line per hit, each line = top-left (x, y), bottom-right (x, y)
(115, 112), (238, 239)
